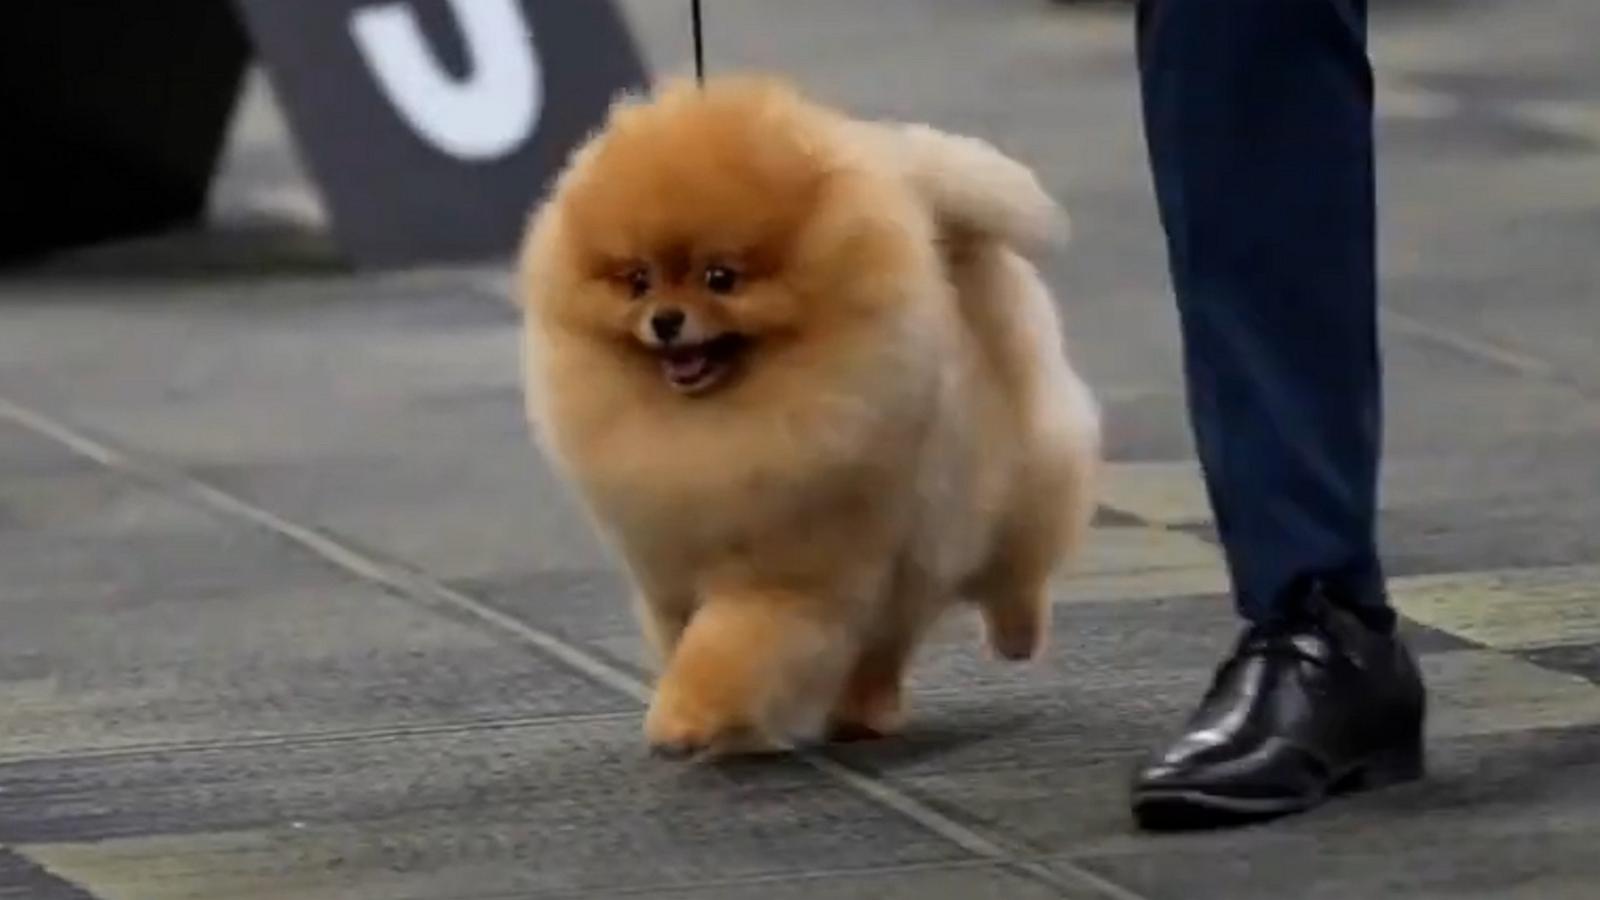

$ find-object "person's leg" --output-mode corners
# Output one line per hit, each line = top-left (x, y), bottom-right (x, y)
(1139, 0), (1387, 624)
(1131, 0), (1424, 828)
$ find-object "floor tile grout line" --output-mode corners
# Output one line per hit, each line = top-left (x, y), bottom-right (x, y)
(0, 394), (1152, 900)
(0, 396), (651, 703)
(1381, 307), (1600, 402)
(806, 755), (1148, 900)
(483, 851), (1157, 900)
(0, 845), (106, 900)
(0, 712), (639, 769)
(515, 858), (1011, 900)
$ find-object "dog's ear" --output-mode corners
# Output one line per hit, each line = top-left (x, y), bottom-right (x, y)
(511, 191), (573, 313)
(508, 137), (596, 312)
(864, 122), (1068, 255)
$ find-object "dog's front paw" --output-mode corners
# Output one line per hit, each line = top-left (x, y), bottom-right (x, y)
(641, 593), (851, 758)
(644, 680), (782, 759)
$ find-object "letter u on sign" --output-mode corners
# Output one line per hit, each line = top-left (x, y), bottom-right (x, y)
(350, 0), (543, 161)
(232, 0), (646, 265)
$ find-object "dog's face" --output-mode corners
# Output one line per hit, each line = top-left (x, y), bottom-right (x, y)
(531, 78), (911, 396)
(571, 217), (804, 395)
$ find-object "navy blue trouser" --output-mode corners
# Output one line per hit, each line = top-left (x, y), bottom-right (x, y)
(1136, 0), (1391, 624)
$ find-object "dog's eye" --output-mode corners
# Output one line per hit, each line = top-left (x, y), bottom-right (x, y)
(704, 265), (739, 295)
(623, 267), (651, 299)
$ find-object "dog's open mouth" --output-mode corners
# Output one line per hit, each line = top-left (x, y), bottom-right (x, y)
(658, 334), (747, 394)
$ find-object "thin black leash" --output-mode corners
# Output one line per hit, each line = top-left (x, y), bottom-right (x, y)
(691, 0), (706, 83)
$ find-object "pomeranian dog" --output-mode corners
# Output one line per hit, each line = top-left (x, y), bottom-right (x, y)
(516, 75), (1100, 757)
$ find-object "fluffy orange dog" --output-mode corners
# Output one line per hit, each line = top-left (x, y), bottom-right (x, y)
(517, 76), (1100, 757)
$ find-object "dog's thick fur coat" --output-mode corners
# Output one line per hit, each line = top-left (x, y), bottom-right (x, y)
(518, 77), (1100, 755)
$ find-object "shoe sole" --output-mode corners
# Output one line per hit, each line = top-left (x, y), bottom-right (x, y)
(1132, 740), (1425, 831)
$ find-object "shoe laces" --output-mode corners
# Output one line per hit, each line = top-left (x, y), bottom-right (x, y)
(1202, 621), (1338, 701)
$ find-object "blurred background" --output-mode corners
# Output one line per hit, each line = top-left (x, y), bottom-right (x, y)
(1, 2), (1597, 898)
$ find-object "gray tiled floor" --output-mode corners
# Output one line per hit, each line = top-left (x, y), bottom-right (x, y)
(3, 1), (1599, 897)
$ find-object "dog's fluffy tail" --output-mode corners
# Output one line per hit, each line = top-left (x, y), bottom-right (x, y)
(873, 123), (1067, 254)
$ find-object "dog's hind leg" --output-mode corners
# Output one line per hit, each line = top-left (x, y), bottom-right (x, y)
(829, 629), (916, 741)
(968, 541), (1055, 662)
(968, 438), (1098, 661)
(826, 570), (943, 740)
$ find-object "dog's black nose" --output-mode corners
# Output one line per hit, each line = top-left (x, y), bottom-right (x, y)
(650, 309), (685, 343)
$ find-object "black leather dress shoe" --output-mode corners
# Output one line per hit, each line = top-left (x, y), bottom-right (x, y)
(1132, 590), (1426, 830)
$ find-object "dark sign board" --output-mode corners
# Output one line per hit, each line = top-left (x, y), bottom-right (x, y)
(234, 0), (649, 267)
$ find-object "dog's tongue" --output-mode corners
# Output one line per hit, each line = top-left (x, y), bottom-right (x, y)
(663, 351), (712, 385)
